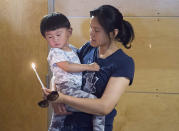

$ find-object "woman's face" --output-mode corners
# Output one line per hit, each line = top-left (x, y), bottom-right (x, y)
(89, 16), (110, 47)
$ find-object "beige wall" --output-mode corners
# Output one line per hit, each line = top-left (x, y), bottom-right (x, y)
(0, 0), (48, 131)
(55, 0), (179, 131)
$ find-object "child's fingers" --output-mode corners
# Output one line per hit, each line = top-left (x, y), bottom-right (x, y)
(42, 88), (52, 95)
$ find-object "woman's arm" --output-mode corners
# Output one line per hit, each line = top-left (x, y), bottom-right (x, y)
(56, 61), (99, 72)
(54, 77), (130, 115)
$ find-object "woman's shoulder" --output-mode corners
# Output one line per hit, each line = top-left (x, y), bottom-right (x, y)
(111, 49), (135, 73)
(79, 42), (93, 51)
(77, 42), (95, 57)
(114, 49), (134, 64)
(111, 49), (135, 85)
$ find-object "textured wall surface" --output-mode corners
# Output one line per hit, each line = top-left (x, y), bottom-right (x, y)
(0, 0), (48, 131)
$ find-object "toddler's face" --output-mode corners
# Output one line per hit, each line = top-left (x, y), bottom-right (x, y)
(45, 28), (72, 49)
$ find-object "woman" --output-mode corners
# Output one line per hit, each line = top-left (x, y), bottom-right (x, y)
(45, 5), (135, 131)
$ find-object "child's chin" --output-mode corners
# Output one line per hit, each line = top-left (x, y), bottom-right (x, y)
(53, 45), (61, 48)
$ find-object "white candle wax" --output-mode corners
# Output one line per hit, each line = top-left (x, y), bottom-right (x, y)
(31, 63), (45, 89)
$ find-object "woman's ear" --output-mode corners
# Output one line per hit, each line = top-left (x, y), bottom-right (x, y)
(110, 29), (119, 39)
(113, 29), (119, 38)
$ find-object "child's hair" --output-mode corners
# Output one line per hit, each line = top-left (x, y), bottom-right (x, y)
(40, 12), (71, 37)
(90, 5), (135, 49)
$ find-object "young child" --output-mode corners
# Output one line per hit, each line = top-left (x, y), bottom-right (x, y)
(40, 12), (105, 131)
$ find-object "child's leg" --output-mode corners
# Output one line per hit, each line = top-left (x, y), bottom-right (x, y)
(56, 82), (96, 112)
(56, 83), (105, 131)
(48, 113), (66, 131)
(60, 87), (96, 112)
(93, 115), (105, 131)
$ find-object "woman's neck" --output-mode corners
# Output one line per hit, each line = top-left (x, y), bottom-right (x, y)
(98, 42), (119, 59)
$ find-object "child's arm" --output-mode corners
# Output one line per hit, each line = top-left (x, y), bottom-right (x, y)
(56, 61), (99, 73)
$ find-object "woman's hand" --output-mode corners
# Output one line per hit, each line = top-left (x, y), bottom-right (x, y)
(52, 103), (72, 115)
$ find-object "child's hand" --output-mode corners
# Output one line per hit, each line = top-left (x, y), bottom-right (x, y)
(89, 62), (100, 71)
(42, 88), (52, 96)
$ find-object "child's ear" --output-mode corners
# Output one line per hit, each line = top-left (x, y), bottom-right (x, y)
(68, 28), (73, 35)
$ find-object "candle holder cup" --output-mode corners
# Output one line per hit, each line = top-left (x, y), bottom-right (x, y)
(38, 91), (59, 108)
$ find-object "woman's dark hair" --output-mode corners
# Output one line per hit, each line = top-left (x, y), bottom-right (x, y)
(40, 12), (71, 37)
(90, 5), (135, 49)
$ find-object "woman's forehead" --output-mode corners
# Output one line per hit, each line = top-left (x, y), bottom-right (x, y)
(90, 17), (102, 29)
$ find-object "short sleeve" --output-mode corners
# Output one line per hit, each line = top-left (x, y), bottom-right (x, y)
(69, 44), (78, 53)
(47, 48), (68, 67)
(112, 57), (135, 85)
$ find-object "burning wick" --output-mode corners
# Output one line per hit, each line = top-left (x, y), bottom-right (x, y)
(31, 63), (45, 89)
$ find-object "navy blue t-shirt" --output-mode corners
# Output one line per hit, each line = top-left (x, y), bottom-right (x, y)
(64, 42), (135, 130)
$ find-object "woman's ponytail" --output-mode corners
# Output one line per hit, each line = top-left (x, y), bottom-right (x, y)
(117, 20), (135, 49)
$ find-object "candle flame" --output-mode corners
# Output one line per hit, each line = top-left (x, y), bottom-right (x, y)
(31, 63), (36, 69)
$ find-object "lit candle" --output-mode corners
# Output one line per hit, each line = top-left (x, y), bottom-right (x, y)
(31, 63), (45, 89)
